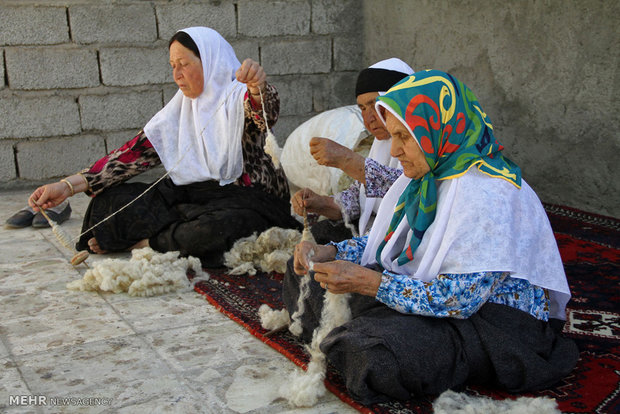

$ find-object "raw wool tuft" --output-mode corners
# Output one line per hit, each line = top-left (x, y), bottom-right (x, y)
(224, 227), (302, 275)
(264, 130), (282, 168)
(281, 291), (352, 407)
(280, 346), (328, 407)
(66, 247), (208, 297)
(433, 390), (561, 414)
(259, 86), (282, 169)
(48, 219), (75, 250)
(258, 304), (290, 331)
(289, 221), (316, 336)
(288, 274), (311, 337)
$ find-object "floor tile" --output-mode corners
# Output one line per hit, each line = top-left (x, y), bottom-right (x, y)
(16, 335), (167, 396)
(109, 291), (221, 333)
(2, 302), (135, 356)
(0, 237), (63, 264)
(0, 259), (79, 291)
(0, 358), (33, 412)
(0, 188), (359, 413)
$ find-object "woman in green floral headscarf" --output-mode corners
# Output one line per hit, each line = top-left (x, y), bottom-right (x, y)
(283, 70), (577, 404)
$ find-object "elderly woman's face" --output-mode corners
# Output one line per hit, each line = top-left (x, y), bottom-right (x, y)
(357, 92), (390, 140)
(169, 40), (204, 99)
(386, 111), (431, 179)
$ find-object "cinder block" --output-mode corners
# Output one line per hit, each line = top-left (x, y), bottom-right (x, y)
(230, 40), (260, 64)
(5, 47), (99, 90)
(312, 0), (360, 34)
(312, 72), (357, 113)
(0, 6), (69, 45)
(334, 36), (363, 72)
(238, 0), (310, 36)
(16, 135), (107, 180)
(79, 91), (163, 131)
(69, 5), (157, 44)
(100, 47), (171, 86)
(262, 39), (331, 75)
(0, 141), (16, 181)
(156, 3), (236, 40)
(0, 96), (80, 139)
(0, 50), (5, 90)
(270, 76), (314, 116)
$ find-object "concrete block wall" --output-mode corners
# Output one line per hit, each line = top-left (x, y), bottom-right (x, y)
(0, 0), (363, 184)
(363, 0), (620, 218)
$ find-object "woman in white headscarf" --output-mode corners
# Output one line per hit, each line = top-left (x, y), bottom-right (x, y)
(29, 27), (299, 266)
(283, 70), (578, 404)
(291, 58), (413, 243)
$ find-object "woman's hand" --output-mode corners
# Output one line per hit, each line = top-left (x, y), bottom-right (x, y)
(312, 260), (382, 296)
(28, 182), (70, 211)
(291, 188), (343, 220)
(309, 137), (353, 169)
(293, 241), (336, 276)
(236, 58), (266, 95)
(309, 137), (366, 183)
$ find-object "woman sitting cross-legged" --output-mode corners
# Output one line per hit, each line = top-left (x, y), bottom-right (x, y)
(28, 26), (299, 266)
(284, 70), (579, 404)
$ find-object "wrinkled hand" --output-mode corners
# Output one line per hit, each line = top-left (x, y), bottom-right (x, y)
(312, 260), (382, 296)
(290, 188), (342, 220)
(235, 58), (266, 93)
(28, 182), (70, 211)
(309, 137), (355, 169)
(293, 241), (336, 276)
(291, 188), (319, 216)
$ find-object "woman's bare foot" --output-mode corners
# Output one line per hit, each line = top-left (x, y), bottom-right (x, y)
(87, 237), (148, 254)
(87, 237), (108, 254)
(129, 239), (149, 250)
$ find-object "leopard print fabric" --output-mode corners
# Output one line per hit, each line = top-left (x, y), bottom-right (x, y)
(240, 84), (289, 199)
(81, 83), (290, 200)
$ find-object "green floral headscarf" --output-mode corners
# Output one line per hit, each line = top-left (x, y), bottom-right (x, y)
(375, 69), (521, 266)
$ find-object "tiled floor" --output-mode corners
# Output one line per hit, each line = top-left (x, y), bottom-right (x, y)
(0, 189), (356, 413)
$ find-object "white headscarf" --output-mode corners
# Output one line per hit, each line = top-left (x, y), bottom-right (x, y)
(357, 58), (414, 235)
(144, 27), (246, 186)
(361, 169), (571, 320)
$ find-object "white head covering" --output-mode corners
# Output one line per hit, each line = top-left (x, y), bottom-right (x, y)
(144, 27), (246, 186)
(357, 58), (414, 235)
(361, 169), (571, 320)
(368, 58), (415, 76)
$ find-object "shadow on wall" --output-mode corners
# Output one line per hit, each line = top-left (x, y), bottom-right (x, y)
(362, 0), (620, 217)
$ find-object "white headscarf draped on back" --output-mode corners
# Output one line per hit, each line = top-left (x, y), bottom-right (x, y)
(361, 70), (570, 319)
(361, 170), (571, 320)
(144, 27), (246, 186)
(357, 58), (414, 235)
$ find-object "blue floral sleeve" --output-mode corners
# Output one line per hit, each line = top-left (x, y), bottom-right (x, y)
(364, 158), (402, 198)
(329, 235), (368, 265)
(376, 271), (550, 320)
(329, 234), (550, 321)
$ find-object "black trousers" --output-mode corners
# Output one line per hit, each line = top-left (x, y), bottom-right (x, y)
(282, 258), (579, 405)
(77, 179), (301, 267)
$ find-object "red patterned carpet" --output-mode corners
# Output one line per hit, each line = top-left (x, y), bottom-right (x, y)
(193, 204), (620, 414)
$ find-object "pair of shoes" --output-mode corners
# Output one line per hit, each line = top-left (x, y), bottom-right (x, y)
(5, 201), (72, 229)
(5, 206), (36, 228)
(32, 201), (72, 228)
